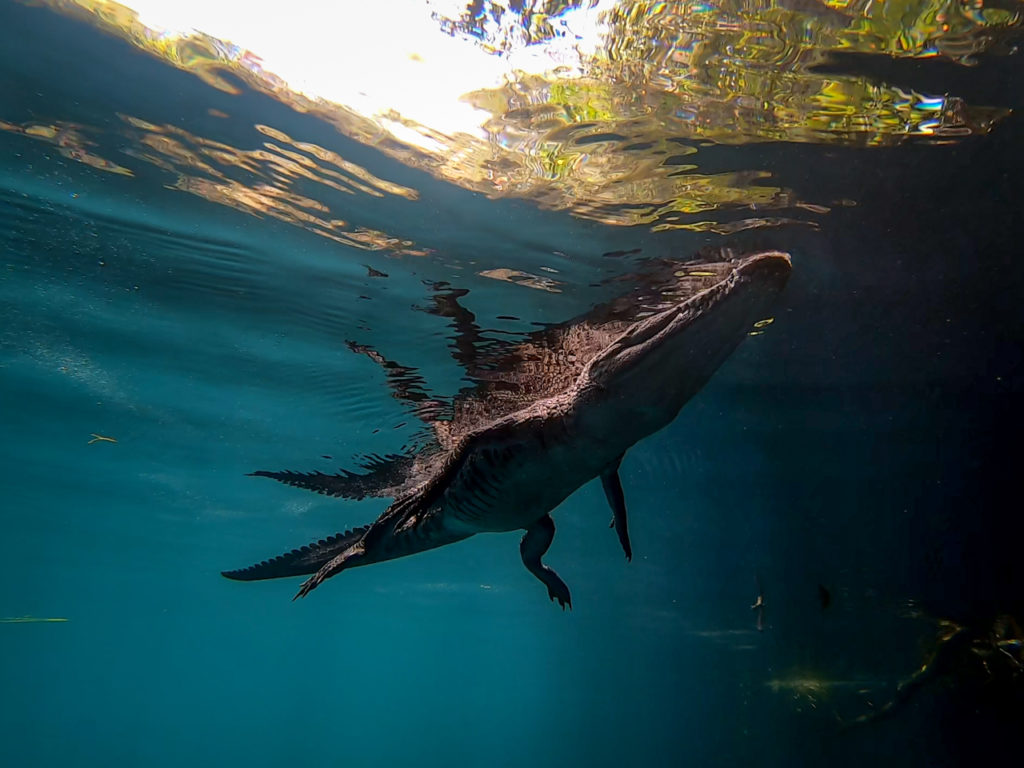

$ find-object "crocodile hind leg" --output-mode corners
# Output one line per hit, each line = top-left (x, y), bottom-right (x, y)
(293, 540), (369, 600)
(520, 514), (572, 610)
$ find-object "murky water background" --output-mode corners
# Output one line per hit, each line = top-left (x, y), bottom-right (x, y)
(1, 1), (1022, 765)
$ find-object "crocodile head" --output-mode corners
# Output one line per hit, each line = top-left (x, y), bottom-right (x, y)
(580, 250), (792, 437)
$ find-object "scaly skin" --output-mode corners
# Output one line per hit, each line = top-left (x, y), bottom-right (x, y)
(223, 250), (792, 607)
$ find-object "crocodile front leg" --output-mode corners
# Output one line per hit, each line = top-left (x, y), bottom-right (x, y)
(520, 514), (572, 610)
(601, 453), (632, 561)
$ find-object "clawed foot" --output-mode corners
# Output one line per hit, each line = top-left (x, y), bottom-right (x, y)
(292, 550), (355, 600)
(520, 515), (573, 610)
(546, 577), (572, 611)
(293, 572), (324, 600)
(548, 590), (572, 610)
(608, 517), (632, 561)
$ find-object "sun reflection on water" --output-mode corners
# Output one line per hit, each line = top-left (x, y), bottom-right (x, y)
(14, 0), (1022, 239)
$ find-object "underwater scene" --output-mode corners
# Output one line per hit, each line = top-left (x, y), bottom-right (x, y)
(1, 0), (1022, 765)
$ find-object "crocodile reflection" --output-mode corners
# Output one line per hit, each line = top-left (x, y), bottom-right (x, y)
(856, 613), (1024, 724)
(223, 250), (791, 606)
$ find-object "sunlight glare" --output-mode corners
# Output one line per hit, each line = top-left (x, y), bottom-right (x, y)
(123, 0), (612, 145)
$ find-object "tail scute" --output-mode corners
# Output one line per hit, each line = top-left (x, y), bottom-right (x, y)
(221, 526), (370, 581)
(249, 453), (414, 500)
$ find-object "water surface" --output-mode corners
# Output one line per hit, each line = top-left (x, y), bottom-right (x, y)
(1, 2), (1022, 766)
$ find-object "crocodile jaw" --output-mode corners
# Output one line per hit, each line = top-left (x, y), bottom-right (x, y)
(434, 252), (792, 536)
(578, 251), (791, 440)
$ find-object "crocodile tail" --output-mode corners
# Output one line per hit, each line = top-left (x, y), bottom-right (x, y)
(221, 526), (370, 581)
(249, 453), (414, 500)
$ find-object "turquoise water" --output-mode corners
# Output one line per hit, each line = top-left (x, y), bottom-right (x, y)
(2, 3), (1022, 766)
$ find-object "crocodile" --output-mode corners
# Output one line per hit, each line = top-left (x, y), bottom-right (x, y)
(222, 249), (792, 607)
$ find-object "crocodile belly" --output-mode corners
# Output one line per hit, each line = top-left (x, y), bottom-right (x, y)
(441, 418), (610, 533)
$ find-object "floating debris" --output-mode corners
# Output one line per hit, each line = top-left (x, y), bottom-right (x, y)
(752, 574), (765, 632)
(479, 268), (562, 293)
(1, 616), (68, 623)
(795, 202), (831, 214)
(87, 433), (117, 445)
